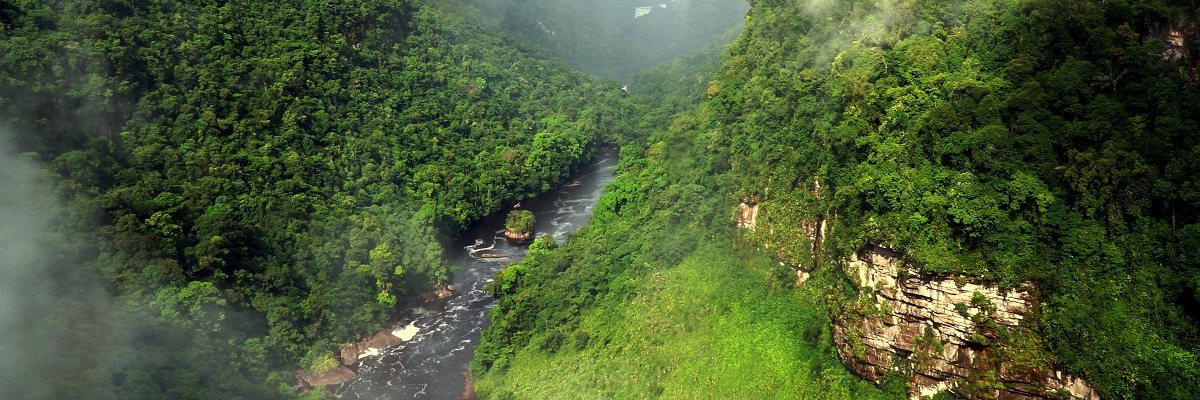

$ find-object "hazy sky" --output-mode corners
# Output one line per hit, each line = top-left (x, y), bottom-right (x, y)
(467, 0), (749, 78)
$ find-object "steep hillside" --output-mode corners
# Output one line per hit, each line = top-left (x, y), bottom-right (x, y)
(472, 119), (892, 400)
(0, 0), (635, 397)
(476, 0), (1200, 398)
(715, 0), (1200, 397)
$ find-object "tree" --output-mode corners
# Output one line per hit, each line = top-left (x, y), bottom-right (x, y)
(506, 209), (535, 236)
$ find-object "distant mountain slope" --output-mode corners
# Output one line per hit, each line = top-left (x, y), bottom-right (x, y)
(463, 0), (749, 79)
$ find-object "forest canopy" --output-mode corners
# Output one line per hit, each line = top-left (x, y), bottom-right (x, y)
(0, 0), (639, 397)
(476, 0), (1200, 398)
(4, 0), (1200, 398)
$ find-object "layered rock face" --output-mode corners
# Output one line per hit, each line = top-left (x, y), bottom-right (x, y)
(1143, 18), (1196, 64)
(832, 244), (1098, 400)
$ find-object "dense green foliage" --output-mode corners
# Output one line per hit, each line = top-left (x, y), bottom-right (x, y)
(472, 40), (894, 396)
(478, 0), (1200, 398)
(709, 0), (1200, 397)
(474, 125), (892, 399)
(7, 0), (1200, 397)
(505, 209), (535, 234)
(0, 0), (636, 397)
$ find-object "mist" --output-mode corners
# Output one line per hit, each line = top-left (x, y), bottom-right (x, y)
(0, 133), (283, 399)
(0, 130), (61, 398)
(0, 132), (113, 398)
(0, 0), (748, 397)
(464, 0), (750, 79)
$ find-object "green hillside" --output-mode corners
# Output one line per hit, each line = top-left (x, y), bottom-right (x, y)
(4, 0), (1200, 398)
(475, 0), (1200, 398)
(0, 0), (634, 398)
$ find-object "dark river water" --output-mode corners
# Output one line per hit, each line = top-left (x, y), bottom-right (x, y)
(333, 149), (619, 399)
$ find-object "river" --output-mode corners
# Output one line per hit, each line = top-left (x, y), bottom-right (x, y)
(333, 148), (619, 399)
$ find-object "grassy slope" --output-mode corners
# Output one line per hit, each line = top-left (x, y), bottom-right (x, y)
(469, 3), (892, 395)
(472, 121), (892, 398)
(476, 241), (885, 399)
(481, 0), (1200, 398)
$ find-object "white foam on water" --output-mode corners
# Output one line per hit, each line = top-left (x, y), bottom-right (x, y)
(466, 243), (494, 253)
(360, 347), (382, 358)
(392, 321), (420, 341)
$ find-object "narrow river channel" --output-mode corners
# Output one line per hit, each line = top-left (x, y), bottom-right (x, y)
(334, 148), (619, 399)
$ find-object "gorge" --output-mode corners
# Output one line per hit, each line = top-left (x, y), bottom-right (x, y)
(2, 0), (1199, 399)
(331, 150), (617, 399)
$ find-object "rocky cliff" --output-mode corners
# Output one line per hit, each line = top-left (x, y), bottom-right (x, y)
(832, 243), (1098, 399)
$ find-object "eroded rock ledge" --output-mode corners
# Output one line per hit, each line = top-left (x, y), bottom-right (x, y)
(832, 243), (1098, 400)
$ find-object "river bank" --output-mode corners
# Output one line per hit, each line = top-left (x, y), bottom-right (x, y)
(321, 148), (618, 398)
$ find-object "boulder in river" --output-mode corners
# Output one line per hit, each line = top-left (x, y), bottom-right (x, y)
(340, 330), (405, 365)
(435, 284), (455, 299)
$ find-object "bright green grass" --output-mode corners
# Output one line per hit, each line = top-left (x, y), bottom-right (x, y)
(474, 243), (889, 399)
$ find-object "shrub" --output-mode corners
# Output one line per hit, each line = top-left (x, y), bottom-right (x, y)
(506, 210), (536, 234)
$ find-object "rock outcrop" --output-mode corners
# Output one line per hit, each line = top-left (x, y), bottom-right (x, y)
(295, 282), (456, 390)
(419, 284), (457, 303)
(736, 201), (759, 230)
(340, 331), (404, 366)
(735, 198), (827, 279)
(296, 366), (356, 387)
(833, 243), (1098, 400)
(1140, 16), (1199, 83)
(1143, 17), (1197, 64)
(732, 190), (1093, 398)
(297, 318), (432, 389)
(505, 209), (535, 241)
(504, 229), (532, 240)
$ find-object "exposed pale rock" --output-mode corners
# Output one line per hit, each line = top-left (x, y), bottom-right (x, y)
(296, 366), (355, 387)
(435, 284), (455, 299)
(795, 267), (810, 285)
(736, 201), (759, 230)
(340, 344), (357, 366)
(504, 229), (532, 240)
(833, 243), (1099, 400)
(1143, 20), (1195, 63)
